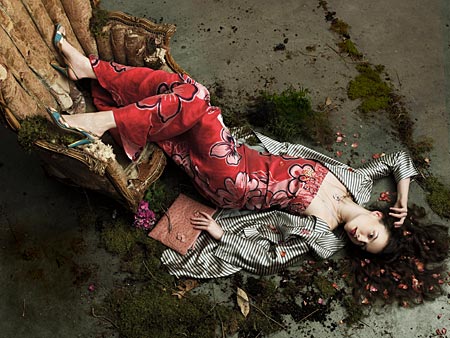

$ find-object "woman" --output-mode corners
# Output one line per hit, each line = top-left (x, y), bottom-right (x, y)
(51, 25), (448, 304)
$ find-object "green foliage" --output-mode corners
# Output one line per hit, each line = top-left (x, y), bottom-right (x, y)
(425, 177), (450, 218)
(90, 8), (111, 37)
(347, 64), (392, 114)
(338, 39), (362, 59)
(17, 116), (77, 152)
(102, 285), (231, 338)
(248, 87), (333, 145)
(144, 179), (177, 214)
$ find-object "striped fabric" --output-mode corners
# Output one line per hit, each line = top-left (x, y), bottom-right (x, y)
(161, 133), (419, 278)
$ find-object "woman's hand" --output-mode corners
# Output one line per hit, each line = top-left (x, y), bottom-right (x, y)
(389, 203), (408, 227)
(191, 211), (224, 241)
(390, 178), (410, 227)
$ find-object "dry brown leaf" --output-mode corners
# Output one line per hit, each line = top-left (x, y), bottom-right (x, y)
(237, 287), (250, 317)
(325, 97), (332, 106)
(183, 279), (199, 292)
(172, 279), (199, 300)
(172, 291), (185, 299)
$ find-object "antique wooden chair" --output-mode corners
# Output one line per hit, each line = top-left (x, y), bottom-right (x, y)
(0, 0), (186, 210)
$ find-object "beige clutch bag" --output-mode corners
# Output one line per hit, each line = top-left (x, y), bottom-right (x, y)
(149, 193), (216, 255)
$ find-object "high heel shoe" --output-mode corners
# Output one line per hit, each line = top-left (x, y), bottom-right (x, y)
(46, 107), (97, 148)
(52, 23), (79, 81)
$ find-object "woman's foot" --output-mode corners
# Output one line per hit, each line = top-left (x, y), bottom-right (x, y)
(62, 111), (117, 138)
(53, 24), (96, 81)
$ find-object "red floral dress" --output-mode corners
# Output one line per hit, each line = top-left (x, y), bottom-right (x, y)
(89, 56), (328, 213)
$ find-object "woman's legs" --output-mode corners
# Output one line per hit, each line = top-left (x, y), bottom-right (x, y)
(54, 25), (212, 160)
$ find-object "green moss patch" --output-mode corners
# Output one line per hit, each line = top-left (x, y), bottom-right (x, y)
(425, 177), (450, 218)
(337, 39), (362, 59)
(17, 116), (78, 151)
(100, 285), (235, 338)
(347, 64), (392, 114)
(247, 87), (334, 145)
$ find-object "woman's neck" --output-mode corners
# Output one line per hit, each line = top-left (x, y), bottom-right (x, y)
(338, 198), (371, 226)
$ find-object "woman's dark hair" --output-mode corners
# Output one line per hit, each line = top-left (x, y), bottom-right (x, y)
(346, 204), (449, 306)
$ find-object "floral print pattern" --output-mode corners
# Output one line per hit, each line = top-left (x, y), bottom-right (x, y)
(91, 59), (329, 213)
(210, 128), (242, 166)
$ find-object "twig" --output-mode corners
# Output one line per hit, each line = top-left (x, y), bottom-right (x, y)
(142, 259), (169, 288)
(298, 308), (320, 322)
(326, 43), (351, 70)
(22, 299), (25, 318)
(91, 307), (119, 329)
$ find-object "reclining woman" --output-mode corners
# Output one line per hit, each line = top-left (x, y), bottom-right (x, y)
(49, 25), (449, 304)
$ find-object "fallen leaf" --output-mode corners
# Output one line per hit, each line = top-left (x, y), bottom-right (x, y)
(182, 279), (199, 292)
(172, 279), (199, 299)
(237, 287), (250, 317)
(325, 97), (332, 106)
(172, 291), (185, 299)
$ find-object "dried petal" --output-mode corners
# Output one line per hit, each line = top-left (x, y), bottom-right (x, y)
(336, 136), (343, 143)
(370, 285), (378, 292)
(398, 283), (408, 290)
(361, 297), (369, 304)
(336, 150), (343, 157)
(414, 259), (424, 272)
(351, 142), (358, 148)
(280, 250), (286, 257)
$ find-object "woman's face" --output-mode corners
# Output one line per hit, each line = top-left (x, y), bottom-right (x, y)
(343, 211), (389, 254)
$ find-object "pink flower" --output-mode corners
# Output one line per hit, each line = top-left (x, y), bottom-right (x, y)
(210, 128), (242, 165)
(133, 200), (157, 230)
(88, 284), (95, 292)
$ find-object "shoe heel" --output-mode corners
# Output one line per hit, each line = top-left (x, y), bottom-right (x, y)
(51, 62), (69, 78)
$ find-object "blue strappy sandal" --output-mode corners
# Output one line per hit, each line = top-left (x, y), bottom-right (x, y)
(46, 107), (97, 148)
(52, 23), (79, 80)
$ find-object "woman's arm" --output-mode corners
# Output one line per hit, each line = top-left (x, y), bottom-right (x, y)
(191, 212), (224, 240)
(191, 212), (344, 275)
(389, 177), (410, 226)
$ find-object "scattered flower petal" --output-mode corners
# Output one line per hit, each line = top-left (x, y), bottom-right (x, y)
(88, 284), (95, 292)
(336, 151), (343, 157)
(378, 191), (391, 202)
(351, 142), (358, 148)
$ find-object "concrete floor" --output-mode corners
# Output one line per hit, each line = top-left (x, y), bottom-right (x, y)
(0, 0), (449, 337)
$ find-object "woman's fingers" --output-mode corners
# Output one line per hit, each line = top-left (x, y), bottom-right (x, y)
(389, 206), (407, 227)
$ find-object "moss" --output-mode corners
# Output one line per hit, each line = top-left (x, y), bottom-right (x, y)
(144, 179), (176, 214)
(90, 8), (111, 37)
(347, 64), (392, 114)
(17, 116), (78, 152)
(337, 39), (362, 59)
(101, 285), (231, 338)
(425, 177), (450, 218)
(330, 18), (350, 36)
(342, 296), (365, 326)
(313, 275), (337, 298)
(247, 87), (334, 145)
